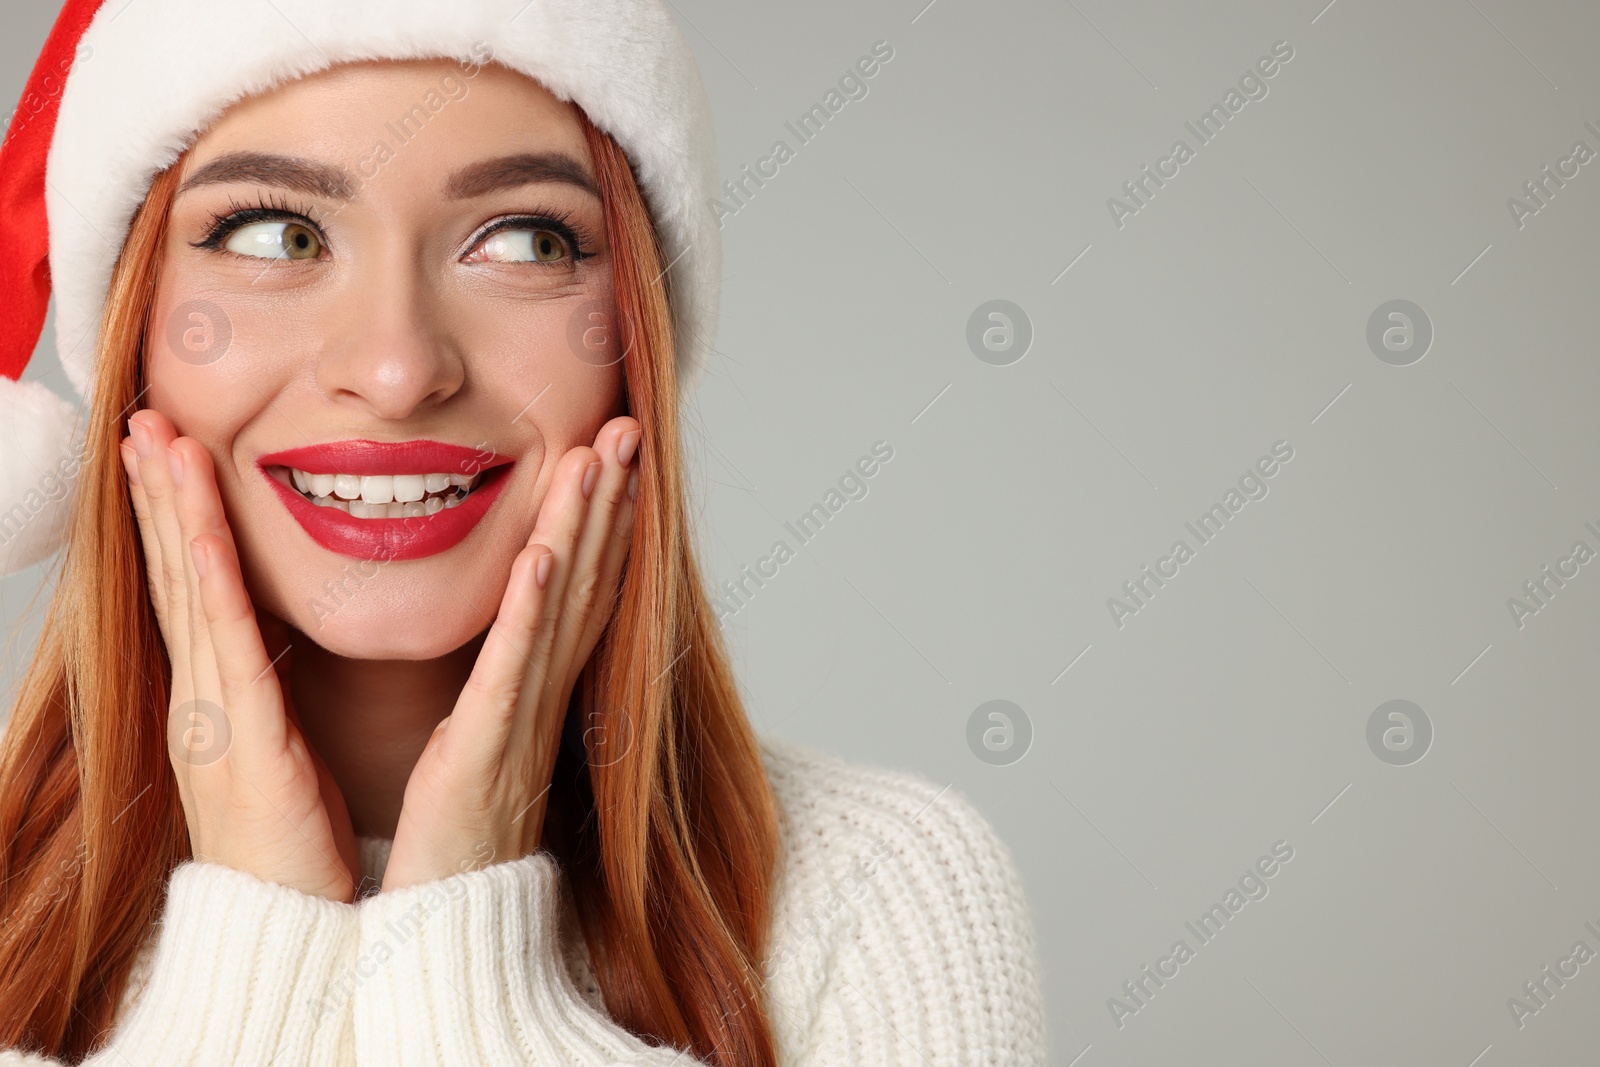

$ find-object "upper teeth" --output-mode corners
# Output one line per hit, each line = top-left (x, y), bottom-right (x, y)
(287, 467), (481, 517)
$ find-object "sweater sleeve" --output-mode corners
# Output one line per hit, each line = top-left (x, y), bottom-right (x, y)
(758, 754), (1051, 1067)
(350, 760), (1049, 1067)
(0, 860), (357, 1066)
(350, 854), (703, 1066)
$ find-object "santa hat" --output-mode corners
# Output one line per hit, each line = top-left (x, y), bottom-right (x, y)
(0, 0), (721, 575)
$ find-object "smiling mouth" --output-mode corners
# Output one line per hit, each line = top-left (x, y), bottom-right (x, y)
(255, 439), (518, 561)
(271, 466), (490, 519)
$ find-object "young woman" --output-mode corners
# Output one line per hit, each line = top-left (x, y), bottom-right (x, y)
(0, 1), (1048, 1063)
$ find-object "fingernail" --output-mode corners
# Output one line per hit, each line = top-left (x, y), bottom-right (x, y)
(582, 460), (601, 499)
(189, 539), (209, 580)
(167, 445), (184, 488)
(617, 430), (640, 468)
(120, 442), (141, 487)
(129, 419), (152, 459)
(627, 469), (638, 500)
(535, 551), (553, 589)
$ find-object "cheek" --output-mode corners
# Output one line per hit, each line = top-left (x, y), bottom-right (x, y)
(460, 281), (624, 413)
(448, 292), (627, 536)
(146, 297), (297, 532)
(146, 274), (299, 430)
(144, 282), (305, 627)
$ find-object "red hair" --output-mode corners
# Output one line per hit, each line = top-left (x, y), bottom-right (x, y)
(0, 109), (780, 1066)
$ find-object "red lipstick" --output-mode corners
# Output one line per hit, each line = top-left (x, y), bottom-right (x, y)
(258, 439), (515, 561)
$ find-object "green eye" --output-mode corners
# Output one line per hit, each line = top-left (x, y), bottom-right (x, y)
(480, 228), (571, 263)
(225, 220), (323, 260)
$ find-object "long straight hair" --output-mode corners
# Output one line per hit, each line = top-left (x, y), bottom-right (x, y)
(0, 107), (779, 1066)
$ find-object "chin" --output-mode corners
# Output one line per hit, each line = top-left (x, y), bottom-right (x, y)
(300, 619), (485, 661)
(250, 552), (506, 661)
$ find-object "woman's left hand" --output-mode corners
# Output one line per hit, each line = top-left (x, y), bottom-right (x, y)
(381, 416), (641, 891)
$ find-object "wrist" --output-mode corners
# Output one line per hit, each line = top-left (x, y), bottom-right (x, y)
(379, 832), (514, 892)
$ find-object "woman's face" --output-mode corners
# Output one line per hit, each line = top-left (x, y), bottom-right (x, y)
(147, 58), (623, 659)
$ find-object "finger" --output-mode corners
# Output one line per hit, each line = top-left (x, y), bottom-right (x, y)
(125, 436), (191, 809)
(188, 529), (291, 763)
(121, 439), (168, 623)
(519, 445), (601, 676)
(129, 411), (195, 685)
(256, 609), (296, 691)
(489, 443), (609, 760)
(570, 485), (635, 666)
(168, 437), (226, 711)
(451, 542), (554, 766)
(552, 418), (639, 686)
(560, 469), (637, 774)
(254, 608), (306, 744)
(447, 445), (593, 767)
(568, 429), (639, 673)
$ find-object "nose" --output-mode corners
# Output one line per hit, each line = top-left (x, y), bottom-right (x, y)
(315, 254), (466, 421)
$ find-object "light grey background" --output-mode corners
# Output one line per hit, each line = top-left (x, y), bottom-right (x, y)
(6, 0), (1600, 1063)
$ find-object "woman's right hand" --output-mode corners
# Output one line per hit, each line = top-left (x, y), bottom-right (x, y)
(123, 409), (359, 903)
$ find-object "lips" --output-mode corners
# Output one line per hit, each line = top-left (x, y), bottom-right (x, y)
(258, 439), (515, 561)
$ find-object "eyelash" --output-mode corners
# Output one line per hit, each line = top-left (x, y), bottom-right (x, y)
(189, 192), (599, 264)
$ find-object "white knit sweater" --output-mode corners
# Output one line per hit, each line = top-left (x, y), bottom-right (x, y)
(0, 736), (1047, 1065)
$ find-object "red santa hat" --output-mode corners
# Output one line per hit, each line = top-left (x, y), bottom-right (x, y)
(0, 0), (722, 574)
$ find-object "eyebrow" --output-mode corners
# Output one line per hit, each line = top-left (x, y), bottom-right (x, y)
(177, 152), (354, 200)
(443, 152), (599, 200)
(176, 150), (599, 202)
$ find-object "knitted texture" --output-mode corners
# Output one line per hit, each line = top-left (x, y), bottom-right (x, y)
(0, 736), (1047, 1065)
